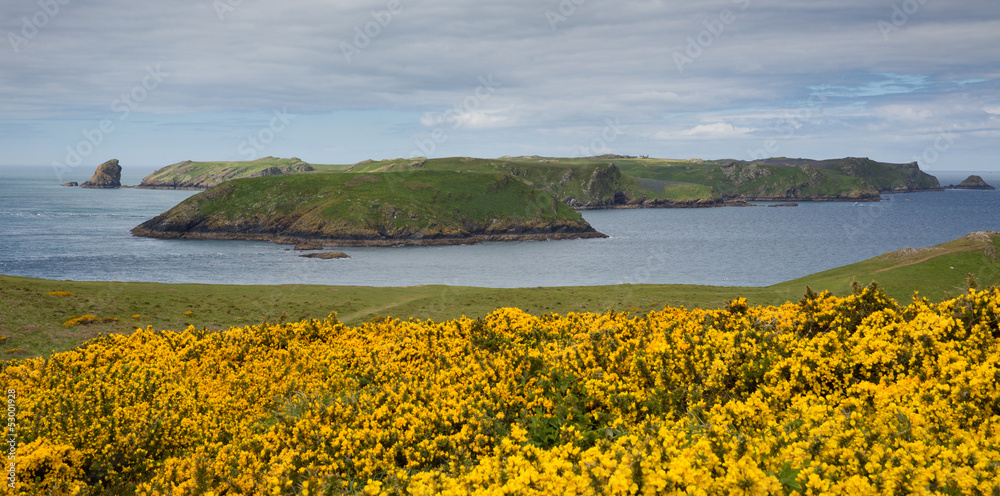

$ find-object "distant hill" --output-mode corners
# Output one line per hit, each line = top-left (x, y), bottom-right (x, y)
(132, 170), (605, 246)
(135, 155), (942, 206)
(136, 157), (350, 190)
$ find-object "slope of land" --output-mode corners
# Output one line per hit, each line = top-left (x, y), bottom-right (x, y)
(131, 171), (605, 246)
(136, 156), (351, 189)
(3, 231), (997, 358)
(134, 155), (943, 206)
(7, 286), (999, 494)
(607, 156), (940, 201)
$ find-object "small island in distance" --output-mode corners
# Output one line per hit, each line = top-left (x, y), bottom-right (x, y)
(946, 175), (996, 190)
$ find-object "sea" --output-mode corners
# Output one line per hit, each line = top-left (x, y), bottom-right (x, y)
(1, 165), (998, 288)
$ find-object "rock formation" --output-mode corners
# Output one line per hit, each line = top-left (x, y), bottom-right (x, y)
(80, 159), (122, 188)
(300, 252), (350, 259)
(947, 175), (995, 190)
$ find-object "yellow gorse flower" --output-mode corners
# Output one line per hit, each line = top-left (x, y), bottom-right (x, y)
(2, 285), (999, 495)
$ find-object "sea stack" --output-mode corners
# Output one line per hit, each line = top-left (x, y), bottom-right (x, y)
(948, 175), (995, 190)
(80, 159), (123, 188)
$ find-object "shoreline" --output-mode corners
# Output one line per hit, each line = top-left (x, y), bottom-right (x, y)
(129, 227), (610, 247)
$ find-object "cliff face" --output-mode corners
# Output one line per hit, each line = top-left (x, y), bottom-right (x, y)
(80, 159), (122, 188)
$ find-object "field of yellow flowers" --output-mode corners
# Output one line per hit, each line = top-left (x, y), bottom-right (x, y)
(3, 283), (999, 495)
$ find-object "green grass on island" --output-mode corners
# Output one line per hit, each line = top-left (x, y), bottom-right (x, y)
(137, 155), (942, 205)
(132, 170), (600, 243)
(136, 156), (352, 189)
(2, 231), (997, 358)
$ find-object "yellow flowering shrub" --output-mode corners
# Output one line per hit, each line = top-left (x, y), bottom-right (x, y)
(45, 291), (76, 297)
(11, 438), (84, 495)
(2, 284), (999, 495)
(61, 315), (119, 328)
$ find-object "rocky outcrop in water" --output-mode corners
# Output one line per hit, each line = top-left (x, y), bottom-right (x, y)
(947, 175), (995, 190)
(80, 159), (122, 189)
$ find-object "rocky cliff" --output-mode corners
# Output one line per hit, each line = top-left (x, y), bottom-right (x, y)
(80, 159), (122, 188)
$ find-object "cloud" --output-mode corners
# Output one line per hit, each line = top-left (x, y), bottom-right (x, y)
(655, 123), (755, 140)
(420, 109), (511, 129)
(0, 0), (999, 168)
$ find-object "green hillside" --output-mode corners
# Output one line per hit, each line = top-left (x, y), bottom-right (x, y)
(137, 157), (351, 189)
(3, 231), (996, 358)
(132, 170), (603, 244)
(136, 155), (941, 206)
(346, 155), (942, 203)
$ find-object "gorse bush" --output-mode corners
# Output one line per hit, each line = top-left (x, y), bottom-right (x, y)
(60, 315), (119, 328)
(3, 285), (1000, 495)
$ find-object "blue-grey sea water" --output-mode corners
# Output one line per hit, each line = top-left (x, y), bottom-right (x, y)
(1, 166), (998, 288)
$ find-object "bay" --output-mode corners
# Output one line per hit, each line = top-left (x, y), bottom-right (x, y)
(0, 166), (997, 288)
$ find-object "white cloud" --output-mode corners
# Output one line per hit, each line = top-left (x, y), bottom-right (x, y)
(420, 109), (511, 129)
(876, 105), (934, 121)
(1, 0), (999, 167)
(656, 123), (755, 140)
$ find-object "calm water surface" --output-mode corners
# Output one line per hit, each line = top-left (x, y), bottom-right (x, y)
(1, 166), (997, 288)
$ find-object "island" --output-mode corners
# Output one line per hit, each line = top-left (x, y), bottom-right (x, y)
(134, 155), (942, 207)
(80, 159), (122, 188)
(946, 175), (995, 190)
(131, 171), (607, 246)
(136, 157), (329, 190)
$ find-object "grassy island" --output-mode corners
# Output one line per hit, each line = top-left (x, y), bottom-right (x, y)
(131, 170), (605, 246)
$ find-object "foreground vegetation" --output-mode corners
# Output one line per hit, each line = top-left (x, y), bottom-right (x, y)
(4, 284), (999, 494)
(1, 232), (997, 359)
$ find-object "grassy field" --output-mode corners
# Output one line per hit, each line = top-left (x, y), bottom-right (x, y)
(2, 232), (996, 358)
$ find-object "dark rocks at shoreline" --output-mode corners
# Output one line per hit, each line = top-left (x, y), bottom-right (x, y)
(293, 241), (325, 250)
(767, 203), (799, 207)
(299, 251), (350, 259)
(61, 182), (79, 187)
(946, 175), (995, 190)
(80, 159), (122, 188)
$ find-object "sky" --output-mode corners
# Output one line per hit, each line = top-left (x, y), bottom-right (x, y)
(1, 0), (999, 173)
